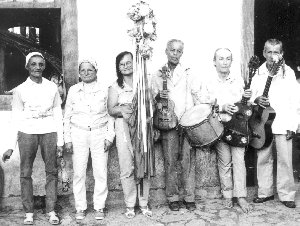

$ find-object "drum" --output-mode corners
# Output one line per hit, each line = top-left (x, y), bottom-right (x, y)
(179, 104), (224, 147)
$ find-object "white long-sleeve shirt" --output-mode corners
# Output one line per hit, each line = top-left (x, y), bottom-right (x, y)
(197, 71), (245, 122)
(151, 63), (200, 120)
(63, 81), (115, 143)
(250, 62), (300, 134)
(9, 77), (64, 149)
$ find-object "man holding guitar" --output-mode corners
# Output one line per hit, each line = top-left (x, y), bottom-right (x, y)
(151, 39), (200, 211)
(198, 48), (252, 213)
(251, 39), (299, 208)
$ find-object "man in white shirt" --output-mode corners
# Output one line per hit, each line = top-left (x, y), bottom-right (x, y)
(152, 39), (199, 211)
(2, 52), (63, 225)
(199, 48), (252, 213)
(251, 39), (298, 208)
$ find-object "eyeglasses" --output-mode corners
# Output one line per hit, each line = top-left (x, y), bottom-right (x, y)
(119, 61), (132, 68)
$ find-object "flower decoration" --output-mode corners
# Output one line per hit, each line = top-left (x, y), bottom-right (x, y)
(127, 1), (157, 59)
(241, 137), (247, 144)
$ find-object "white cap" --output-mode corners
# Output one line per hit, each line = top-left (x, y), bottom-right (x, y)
(78, 58), (98, 71)
(25, 52), (44, 68)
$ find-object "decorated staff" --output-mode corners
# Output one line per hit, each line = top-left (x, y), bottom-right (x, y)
(127, 0), (156, 187)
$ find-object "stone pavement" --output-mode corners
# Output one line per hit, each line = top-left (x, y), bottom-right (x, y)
(1, 184), (300, 226)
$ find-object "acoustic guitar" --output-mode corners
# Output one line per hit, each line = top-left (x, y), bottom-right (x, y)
(249, 58), (284, 149)
(153, 65), (178, 131)
(222, 56), (260, 147)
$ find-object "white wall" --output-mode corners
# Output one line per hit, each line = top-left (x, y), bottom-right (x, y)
(77, 0), (243, 86)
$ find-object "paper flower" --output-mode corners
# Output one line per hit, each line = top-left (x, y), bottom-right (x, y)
(127, 1), (156, 59)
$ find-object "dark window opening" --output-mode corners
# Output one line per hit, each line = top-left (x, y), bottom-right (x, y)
(0, 8), (61, 94)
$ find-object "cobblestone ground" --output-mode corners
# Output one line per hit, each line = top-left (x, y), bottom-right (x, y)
(1, 191), (300, 226)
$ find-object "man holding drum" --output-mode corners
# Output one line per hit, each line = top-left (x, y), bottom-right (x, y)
(151, 39), (200, 211)
(198, 48), (252, 213)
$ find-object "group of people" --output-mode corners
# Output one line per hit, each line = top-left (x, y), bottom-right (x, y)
(2, 37), (299, 225)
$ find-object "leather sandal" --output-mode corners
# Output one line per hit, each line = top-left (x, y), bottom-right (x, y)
(125, 208), (135, 219)
(140, 206), (152, 217)
(24, 213), (34, 225)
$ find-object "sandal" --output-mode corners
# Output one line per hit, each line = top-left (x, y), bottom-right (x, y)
(24, 213), (34, 225)
(124, 208), (135, 219)
(47, 211), (60, 225)
(140, 206), (152, 217)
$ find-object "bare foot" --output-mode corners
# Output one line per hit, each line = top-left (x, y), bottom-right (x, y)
(237, 197), (252, 213)
(223, 198), (233, 208)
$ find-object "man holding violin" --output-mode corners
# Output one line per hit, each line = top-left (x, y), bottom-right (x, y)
(151, 39), (200, 211)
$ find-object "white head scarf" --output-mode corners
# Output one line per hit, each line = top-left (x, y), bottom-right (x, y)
(25, 52), (44, 68)
(78, 58), (98, 71)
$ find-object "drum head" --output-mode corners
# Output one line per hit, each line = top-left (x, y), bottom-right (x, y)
(180, 104), (211, 127)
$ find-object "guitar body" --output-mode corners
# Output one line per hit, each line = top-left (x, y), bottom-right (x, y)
(222, 55), (261, 147)
(223, 102), (253, 147)
(153, 65), (178, 131)
(249, 105), (276, 149)
(153, 96), (178, 131)
(248, 58), (283, 150)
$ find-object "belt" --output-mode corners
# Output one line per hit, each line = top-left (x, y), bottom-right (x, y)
(71, 122), (107, 131)
(117, 115), (123, 118)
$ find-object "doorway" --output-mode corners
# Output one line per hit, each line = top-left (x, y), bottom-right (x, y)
(0, 8), (61, 93)
(254, 0), (300, 79)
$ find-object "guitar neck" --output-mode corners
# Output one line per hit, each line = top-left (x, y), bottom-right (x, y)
(257, 75), (273, 113)
(241, 83), (250, 105)
(161, 77), (168, 101)
(262, 75), (273, 98)
(241, 67), (255, 105)
(163, 78), (167, 91)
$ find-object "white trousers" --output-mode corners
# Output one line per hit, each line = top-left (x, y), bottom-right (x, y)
(257, 135), (296, 201)
(71, 126), (108, 211)
(115, 118), (150, 208)
(214, 140), (247, 198)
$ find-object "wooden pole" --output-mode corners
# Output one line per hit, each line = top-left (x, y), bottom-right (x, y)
(241, 0), (255, 82)
(61, 0), (78, 91)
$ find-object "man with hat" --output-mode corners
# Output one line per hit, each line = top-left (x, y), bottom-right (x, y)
(2, 52), (63, 225)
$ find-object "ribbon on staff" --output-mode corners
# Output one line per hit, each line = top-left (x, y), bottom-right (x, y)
(126, 1), (157, 194)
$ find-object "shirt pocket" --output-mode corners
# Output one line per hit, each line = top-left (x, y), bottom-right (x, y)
(90, 91), (107, 113)
(72, 93), (87, 113)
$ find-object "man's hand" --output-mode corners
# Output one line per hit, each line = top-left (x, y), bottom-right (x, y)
(57, 146), (64, 158)
(286, 130), (295, 140)
(153, 128), (161, 142)
(222, 103), (238, 115)
(2, 149), (13, 162)
(255, 96), (270, 108)
(65, 142), (73, 154)
(243, 89), (252, 99)
(104, 139), (113, 152)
